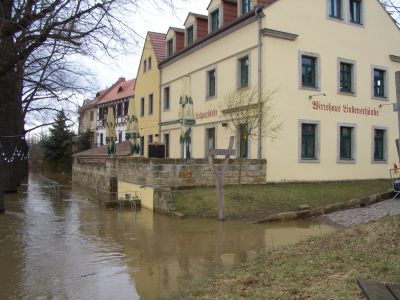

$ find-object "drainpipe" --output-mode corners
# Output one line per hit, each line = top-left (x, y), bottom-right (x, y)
(158, 68), (162, 143)
(255, 6), (263, 160)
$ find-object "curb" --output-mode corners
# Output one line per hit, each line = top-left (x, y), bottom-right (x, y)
(256, 190), (394, 223)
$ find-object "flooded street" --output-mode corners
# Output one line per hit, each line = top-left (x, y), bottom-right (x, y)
(0, 173), (335, 299)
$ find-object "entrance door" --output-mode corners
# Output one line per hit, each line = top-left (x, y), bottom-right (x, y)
(205, 127), (216, 157)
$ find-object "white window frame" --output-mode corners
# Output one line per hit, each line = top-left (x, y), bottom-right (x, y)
(204, 126), (217, 158)
(337, 122), (357, 164)
(371, 126), (388, 164)
(337, 58), (356, 96)
(326, 0), (345, 22)
(208, 6), (222, 33)
(185, 24), (195, 46)
(298, 51), (321, 91)
(298, 120), (320, 163)
(347, 0), (365, 26)
(206, 65), (217, 100)
(148, 93), (154, 115)
(236, 53), (251, 90)
(163, 86), (171, 111)
(371, 65), (389, 101)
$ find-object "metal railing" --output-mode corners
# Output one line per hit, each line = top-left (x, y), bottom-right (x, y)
(37, 175), (60, 201)
(92, 186), (140, 211)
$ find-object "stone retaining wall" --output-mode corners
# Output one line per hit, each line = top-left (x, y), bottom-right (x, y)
(117, 158), (267, 187)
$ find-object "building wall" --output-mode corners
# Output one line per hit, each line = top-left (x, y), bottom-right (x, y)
(160, 0), (400, 182)
(135, 37), (161, 157)
(161, 20), (260, 159)
(262, 0), (400, 181)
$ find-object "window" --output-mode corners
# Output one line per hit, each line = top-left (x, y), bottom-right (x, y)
(124, 102), (129, 116)
(143, 60), (147, 73)
(241, 0), (252, 14)
(149, 94), (153, 115)
(329, 0), (342, 18)
(238, 124), (248, 158)
(119, 131), (123, 143)
(140, 97), (145, 117)
(148, 57), (152, 70)
(164, 87), (170, 110)
(186, 26), (194, 46)
(301, 124), (317, 160)
(148, 135), (153, 144)
(211, 9), (219, 32)
(117, 102), (123, 116)
(140, 136), (144, 156)
(167, 39), (173, 58)
(100, 133), (104, 146)
(340, 62), (353, 93)
(183, 139), (191, 159)
(164, 133), (170, 158)
(90, 111), (94, 121)
(205, 127), (216, 157)
(302, 55), (317, 88)
(238, 56), (249, 89)
(207, 69), (216, 98)
(373, 128), (386, 162)
(339, 126), (354, 160)
(373, 68), (386, 98)
(350, 0), (362, 24)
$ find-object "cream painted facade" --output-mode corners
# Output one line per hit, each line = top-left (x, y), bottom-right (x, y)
(118, 181), (154, 210)
(134, 34), (162, 157)
(160, 0), (400, 182)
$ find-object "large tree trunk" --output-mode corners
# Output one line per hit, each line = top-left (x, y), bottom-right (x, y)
(0, 0), (24, 193)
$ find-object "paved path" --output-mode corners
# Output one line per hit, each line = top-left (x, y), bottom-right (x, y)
(323, 198), (400, 227)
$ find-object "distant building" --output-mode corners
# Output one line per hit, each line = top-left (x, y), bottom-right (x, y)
(78, 77), (135, 148)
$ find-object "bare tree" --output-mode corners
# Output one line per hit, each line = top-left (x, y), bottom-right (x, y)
(0, 0), (179, 192)
(381, 0), (400, 26)
(221, 87), (282, 184)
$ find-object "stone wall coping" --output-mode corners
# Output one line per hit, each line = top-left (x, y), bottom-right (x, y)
(117, 157), (267, 165)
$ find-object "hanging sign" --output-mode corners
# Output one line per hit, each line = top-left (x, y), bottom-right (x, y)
(311, 100), (379, 117)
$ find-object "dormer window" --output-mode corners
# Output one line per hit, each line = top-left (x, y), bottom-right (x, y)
(211, 9), (219, 32)
(186, 26), (194, 46)
(241, 0), (252, 15)
(117, 86), (123, 93)
(167, 39), (173, 57)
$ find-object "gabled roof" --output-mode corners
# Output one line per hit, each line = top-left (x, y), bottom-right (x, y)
(148, 31), (167, 63)
(96, 78), (135, 106)
(184, 12), (208, 26)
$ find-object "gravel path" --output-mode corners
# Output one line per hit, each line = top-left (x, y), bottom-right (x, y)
(323, 198), (400, 227)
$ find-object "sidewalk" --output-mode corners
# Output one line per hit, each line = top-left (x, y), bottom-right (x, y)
(323, 198), (400, 227)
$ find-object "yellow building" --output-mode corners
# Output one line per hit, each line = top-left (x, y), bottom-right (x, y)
(159, 0), (400, 181)
(134, 32), (166, 157)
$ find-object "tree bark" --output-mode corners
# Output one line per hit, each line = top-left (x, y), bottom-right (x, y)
(0, 191), (4, 214)
(0, 0), (24, 193)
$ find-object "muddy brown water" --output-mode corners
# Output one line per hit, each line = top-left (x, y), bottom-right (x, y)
(0, 173), (335, 300)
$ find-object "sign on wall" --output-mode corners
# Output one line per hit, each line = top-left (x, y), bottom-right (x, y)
(311, 100), (379, 117)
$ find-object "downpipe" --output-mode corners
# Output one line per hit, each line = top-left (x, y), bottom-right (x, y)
(255, 6), (263, 160)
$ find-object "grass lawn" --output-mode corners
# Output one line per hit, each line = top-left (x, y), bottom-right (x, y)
(173, 216), (400, 300)
(171, 180), (392, 220)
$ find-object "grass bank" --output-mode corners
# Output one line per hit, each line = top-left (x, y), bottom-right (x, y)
(173, 216), (400, 299)
(171, 180), (391, 220)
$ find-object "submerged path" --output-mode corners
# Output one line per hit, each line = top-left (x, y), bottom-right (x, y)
(323, 198), (400, 227)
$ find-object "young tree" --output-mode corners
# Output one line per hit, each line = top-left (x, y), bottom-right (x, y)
(221, 87), (282, 184)
(42, 111), (74, 171)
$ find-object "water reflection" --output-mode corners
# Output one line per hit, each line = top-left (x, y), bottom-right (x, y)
(0, 173), (335, 300)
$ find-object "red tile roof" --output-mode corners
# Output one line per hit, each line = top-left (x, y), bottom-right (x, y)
(148, 32), (167, 64)
(96, 78), (135, 106)
(73, 140), (132, 158)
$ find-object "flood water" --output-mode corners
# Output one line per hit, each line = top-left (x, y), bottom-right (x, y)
(0, 173), (335, 300)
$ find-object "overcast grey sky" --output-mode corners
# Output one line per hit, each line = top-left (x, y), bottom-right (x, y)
(86, 0), (208, 91)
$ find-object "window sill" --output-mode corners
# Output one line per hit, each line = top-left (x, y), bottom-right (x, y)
(299, 158), (320, 163)
(237, 85), (250, 92)
(348, 20), (364, 28)
(337, 159), (356, 164)
(299, 85), (320, 92)
(328, 16), (345, 23)
(163, 108), (171, 112)
(371, 96), (388, 101)
(372, 159), (388, 165)
(206, 95), (217, 101)
(338, 91), (356, 97)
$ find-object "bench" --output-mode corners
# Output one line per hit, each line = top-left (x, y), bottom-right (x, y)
(357, 279), (400, 300)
